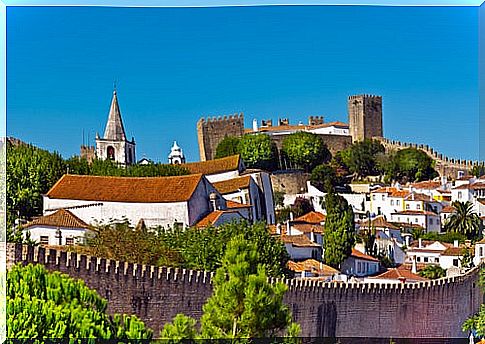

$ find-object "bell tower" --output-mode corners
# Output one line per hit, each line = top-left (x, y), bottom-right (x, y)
(95, 90), (136, 165)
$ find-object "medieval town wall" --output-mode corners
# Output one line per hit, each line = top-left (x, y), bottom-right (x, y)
(7, 243), (483, 339)
(271, 171), (311, 194)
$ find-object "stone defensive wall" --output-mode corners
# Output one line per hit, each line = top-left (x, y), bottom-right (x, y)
(7, 243), (483, 339)
(376, 137), (484, 179)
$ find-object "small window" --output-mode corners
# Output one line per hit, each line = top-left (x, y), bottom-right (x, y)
(424, 257), (428, 263)
(65, 237), (74, 246)
(480, 247), (483, 257)
(40, 236), (49, 245)
(458, 192), (462, 199)
(429, 219), (433, 225)
(415, 218), (419, 223)
(391, 200), (394, 206)
(406, 204), (410, 210)
(417, 204), (421, 210)
(453, 259), (459, 267)
(382, 195), (385, 201)
(417, 257), (421, 262)
(372, 195), (376, 201)
(397, 200), (400, 206)
(435, 258), (439, 263)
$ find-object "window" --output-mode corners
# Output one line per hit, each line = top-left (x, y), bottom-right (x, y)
(391, 200), (394, 206)
(372, 195), (376, 201)
(435, 258), (439, 263)
(397, 200), (400, 206)
(429, 218), (433, 225)
(417, 257), (421, 262)
(458, 192), (462, 199)
(107, 146), (115, 160)
(453, 259), (459, 267)
(415, 218), (419, 223)
(382, 195), (385, 201)
(65, 237), (74, 246)
(417, 204), (421, 210)
(424, 257), (428, 263)
(406, 204), (410, 210)
(357, 262), (361, 273)
(480, 247), (484, 257)
(40, 236), (49, 245)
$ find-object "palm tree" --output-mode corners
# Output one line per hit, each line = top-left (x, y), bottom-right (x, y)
(444, 201), (482, 240)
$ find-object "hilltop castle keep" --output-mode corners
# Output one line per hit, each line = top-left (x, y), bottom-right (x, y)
(197, 94), (383, 162)
(81, 90), (136, 165)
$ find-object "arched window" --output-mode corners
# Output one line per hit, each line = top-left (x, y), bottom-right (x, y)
(107, 146), (115, 160)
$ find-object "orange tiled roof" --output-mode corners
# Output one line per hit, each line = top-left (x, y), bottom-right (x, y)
(294, 211), (326, 224)
(281, 234), (321, 247)
(441, 246), (471, 256)
(441, 205), (456, 213)
(351, 248), (379, 262)
(371, 268), (428, 281)
(46, 174), (203, 203)
(358, 215), (400, 230)
(182, 155), (241, 175)
(287, 259), (338, 275)
(292, 223), (324, 234)
(404, 192), (434, 202)
(23, 209), (89, 229)
(212, 176), (252, 194)
(392, 210), (438, 216)
(195, 211), (224, 228)
(244, 121), (349, 134)
(226, 200), (252, 209)
(453, 182), (485, 190)
(410, 181), (441, 190)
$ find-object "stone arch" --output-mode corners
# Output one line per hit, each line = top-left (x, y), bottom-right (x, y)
(107, 146), (115, 160)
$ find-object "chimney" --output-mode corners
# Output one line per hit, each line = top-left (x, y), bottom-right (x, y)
(405, 235), (411, 247)
(252, 118), (258, 132)
(453, 240), (459, 248)
(276, 223), (281, 235)
(310, 231), (315, 243)
(289, 212), (294, 221)
(412, 257), (417, 274)
(418, 238), (422, 248)
(209, 192), (218, 211)
(286, 220), (291, 236)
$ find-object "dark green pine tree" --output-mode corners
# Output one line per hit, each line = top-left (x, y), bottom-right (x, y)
(322, 187), (356, 269)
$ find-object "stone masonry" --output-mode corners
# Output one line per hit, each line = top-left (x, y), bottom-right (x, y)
(8, 244), (483, 339)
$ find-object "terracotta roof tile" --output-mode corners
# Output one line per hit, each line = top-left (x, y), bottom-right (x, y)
(46, 174), (203, 203)
(182, 155), (241, 175)
(212, 176), (252, 194)
(351, 248), (379, 262)
(281, 234), (321, 247)
(287, 259), (338, 275)
(441, 205), (456, 213)
(441, 246), (471, 256)
(391, 210), (438, 216)
(195, 209), (243, 228)
(358, 215), (400, 230)
(371, 268), (428, 281)
(410, 181), (441, 190)
(226, 200), (252, 209)
(453, 182), (485, 190)
(292, 223), (324, 234)
(23, 209), (89, 229)
(294, 211), (326, 224)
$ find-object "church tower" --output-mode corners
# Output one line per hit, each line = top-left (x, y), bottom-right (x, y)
(95, 90), (136, 165)
(168, 141), (186, 164)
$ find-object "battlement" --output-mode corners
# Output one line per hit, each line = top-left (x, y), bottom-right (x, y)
(197, 112), (244, 125)
(308, 116), (324, 125)
(348, 94), (382, 100)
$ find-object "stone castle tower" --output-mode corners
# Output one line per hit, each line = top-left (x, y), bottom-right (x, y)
(348, 94), (383, 142)
(95, 90), (136, 165)
(197, 113), (244, 161)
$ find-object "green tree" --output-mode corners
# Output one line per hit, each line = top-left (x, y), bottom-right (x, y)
(420, 231), (467, 244)
(471, 164), (485, 178)
(282, 132), (331, 171)
(273, 191), (286, 208)
(161, 235), (300, 339)
(382, 148), (438, 183)
(160, 314), (198, 341)
(7, 263), (152, 339)
(322, 188), (356, 269)
(310, 164), (340, 191)
(238, 134), (278, 171)
(340, 139), (385, 179)
(444, 201), (481, 241)
(215, 136), (241, 159)
(418, 265), (446, 279)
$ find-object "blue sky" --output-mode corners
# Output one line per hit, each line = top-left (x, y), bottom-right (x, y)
(6, 5), (479, 162)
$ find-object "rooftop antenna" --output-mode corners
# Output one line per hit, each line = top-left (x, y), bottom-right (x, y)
(113, 79), (118, 93)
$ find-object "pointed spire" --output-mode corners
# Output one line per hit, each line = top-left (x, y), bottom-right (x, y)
(103, 90), (127, 141)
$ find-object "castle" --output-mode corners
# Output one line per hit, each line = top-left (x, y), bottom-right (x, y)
(197, 94), (383, 162)
(81, 90), (136, 165)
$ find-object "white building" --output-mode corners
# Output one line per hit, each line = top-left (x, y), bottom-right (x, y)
(340, 249), (380, 277)
(405, 239), (470, 270)
(95, 90), (136, 165)
(22, 209), (92, 246)
(390, 210), (441, 233)
(43, 173), (231, 229)
(168, 141), (186, 164)
(281, 234), (322, 261)
(248, 118), (349, 137)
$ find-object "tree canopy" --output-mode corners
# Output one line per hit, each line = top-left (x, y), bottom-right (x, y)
(444, 201), (482, 241)
(215, 136), (241, 159)
(310, 164), (340, 192)
(7, 263), (152, 339)
(161, 235), (300, 339)
(418, 265), (446, 280)
(340, 139), (385, 178)
(282, 132), (331, 171)
(238, 134), (278, 171)
(322, 189), (355, 269)
(381, 148), (438, 183)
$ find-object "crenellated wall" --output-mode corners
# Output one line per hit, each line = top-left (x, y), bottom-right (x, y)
(7, 243), (483, 339)
(376, 137), (484, 179)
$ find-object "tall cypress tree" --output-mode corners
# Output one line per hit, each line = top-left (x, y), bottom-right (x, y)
(322, 187), (356, 269)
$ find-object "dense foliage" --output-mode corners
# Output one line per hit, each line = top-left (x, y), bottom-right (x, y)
(7, 263), (152, 339)
(282, 132), (330, 171)
(471, 164), (485, 178)
(381, 148), (438, 183)
(238, 134), (278, 171)
(420, 231), (467, 244)
(418, 265), (446, 279)
(215, 136), (241, 159)
(444, 201), (482, 241)
(340, 139), (385, 178)
(322, 188), (355, 269)
(161, 235), (300, 339)
(310, 164), (340, 191)
(275, 197), (314, 224)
